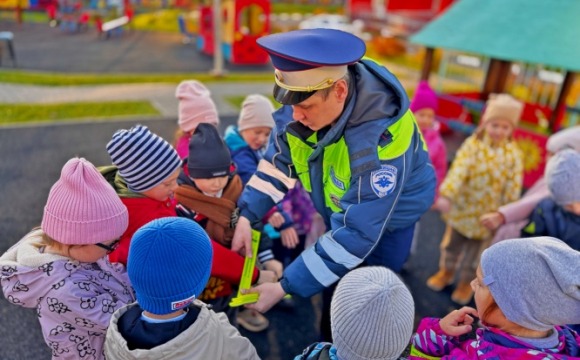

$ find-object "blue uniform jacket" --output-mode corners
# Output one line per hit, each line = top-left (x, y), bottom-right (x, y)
(238, 59), (435, 297)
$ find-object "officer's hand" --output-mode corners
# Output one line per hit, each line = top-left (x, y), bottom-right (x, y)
(232, 216), (253, 257)
(268, 212), (285, 228)
(242, 282), (286, 313)
(439, 307), (479, 337)
(480, 212), (505, 231)
(263, 259), (283, 278)
(281, 227), (299, 249)
(257, 269), (278, 284)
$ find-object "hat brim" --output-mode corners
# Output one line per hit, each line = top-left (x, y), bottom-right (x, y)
(273, 83), (316, 105)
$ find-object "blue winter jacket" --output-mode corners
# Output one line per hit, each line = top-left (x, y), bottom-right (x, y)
(224, 125), (263, 186)
(522, 198), (580, 251)
(238, 59), (435, 297)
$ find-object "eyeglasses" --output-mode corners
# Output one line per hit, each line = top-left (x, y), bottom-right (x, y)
(95, 239), (121, 254)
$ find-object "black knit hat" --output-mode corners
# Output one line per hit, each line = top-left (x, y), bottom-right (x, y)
(187, 123), (231, 178)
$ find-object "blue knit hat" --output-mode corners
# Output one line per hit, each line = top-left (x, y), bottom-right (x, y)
(106, 125), (182, 193)
(481, 237), (580, 331)
(128, 217), (213, 315)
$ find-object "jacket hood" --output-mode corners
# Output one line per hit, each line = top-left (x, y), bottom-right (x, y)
(223, 125), (247, 152)
(99, 165), (143, 199)
(1, 230), (82, 307)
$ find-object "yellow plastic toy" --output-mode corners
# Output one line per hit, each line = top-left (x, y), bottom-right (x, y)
(229, 229), (261, 307)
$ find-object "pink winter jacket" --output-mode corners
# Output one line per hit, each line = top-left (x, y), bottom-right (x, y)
(421, 123), (447, 201)
(0, 229), (135, 360)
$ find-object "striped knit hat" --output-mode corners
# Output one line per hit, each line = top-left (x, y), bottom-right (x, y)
(331, 267), (415, 360)
(106, 125), (182, 193)
(42, 157), (128, 245)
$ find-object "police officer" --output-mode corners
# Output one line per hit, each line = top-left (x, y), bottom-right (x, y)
(232, 28), (435, 339)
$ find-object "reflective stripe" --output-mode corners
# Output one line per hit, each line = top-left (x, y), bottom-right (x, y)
(247, 176), (286, 203)
(302, 247), (340, 287)
(256, 159), (297, 190)
(378, 110), (415, 160)
(318, 232), (362, 269)
(287, 133), (315, 192)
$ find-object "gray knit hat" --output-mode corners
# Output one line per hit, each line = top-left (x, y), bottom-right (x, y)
(545, 149), (580, 206)
(331, 267), (414, 360)
(481, 237), (580, 331)
(106, 125), (182, 193)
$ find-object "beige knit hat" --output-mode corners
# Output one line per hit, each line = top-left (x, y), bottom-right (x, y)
(176, 80), (219, 133)
(481, 93), (524, 127)
(331, 267), (415, 360)
(237, 94), (275, 132)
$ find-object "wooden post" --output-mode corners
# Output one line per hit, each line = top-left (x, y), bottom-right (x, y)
(549, 71), (575, 132)
(420, 47), (434, 81)
(482, 58), (511, 100)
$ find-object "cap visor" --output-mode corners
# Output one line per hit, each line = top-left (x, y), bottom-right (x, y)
(273, 83), (316, 105)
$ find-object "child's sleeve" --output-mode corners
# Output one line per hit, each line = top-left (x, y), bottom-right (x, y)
(439, 138), (473, 201)
(521, 205), (547, 238)
(502, 147), (524, 204)
(211, 240), (259, 284)
(410, 318), (462, 358)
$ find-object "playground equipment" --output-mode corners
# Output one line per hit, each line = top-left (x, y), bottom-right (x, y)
(193, 0), (270, 65)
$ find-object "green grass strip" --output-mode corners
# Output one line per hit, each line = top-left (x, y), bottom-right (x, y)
(0, 70), (273, 86)
(0, 101), (160, 124)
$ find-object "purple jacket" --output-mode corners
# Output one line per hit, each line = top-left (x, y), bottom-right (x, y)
(411, 317), (580, 359)
(0, 229), (135, 360)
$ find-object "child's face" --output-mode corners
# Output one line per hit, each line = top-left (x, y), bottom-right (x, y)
(192, 176), (228, 197)
(414, 108), (435, 130)
(484, 118), (513, 144)
(240, 127), (272, 151)
(141, 168), (180, 202)
(471, 266), (496, 323)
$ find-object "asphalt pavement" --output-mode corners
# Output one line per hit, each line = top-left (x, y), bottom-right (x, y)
(0, 19), (466, 360)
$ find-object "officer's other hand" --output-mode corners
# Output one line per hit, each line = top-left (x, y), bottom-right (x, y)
(257, 269), (278, 284)
(281, 227), (299, 249)
(263, 259), (283, 278)
(232, 216), (253, 257)
(242, 282), (286, 313)
(268, 212), (285, 228)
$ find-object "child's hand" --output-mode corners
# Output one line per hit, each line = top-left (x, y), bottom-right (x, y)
(268, 212), (285, 228)
(257, 269), (278, 284)
(433, 197), (452, 213)
(263, 259), (283, 278)
(281, 227), (299, 249)
(480, 212), (505, 231)
(439, 307), (479, 336)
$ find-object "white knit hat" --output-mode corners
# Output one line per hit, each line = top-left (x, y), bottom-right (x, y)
(546, 126), (580, 153)
(545, 149), (580, 206)
(331, 267), (415, 360)
(237, 94), (275, 132)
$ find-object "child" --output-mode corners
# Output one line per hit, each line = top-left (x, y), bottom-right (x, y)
(295, 266), (415, 360)
(174, 123), (277, 332)
(174, 80), (220, 159)
(481, 126), (580, 244)
(428, 94), (524, 305)
(102, 124), (272, 306)
(224, 94), (319, 267)
(104, 217), (260, 360)
(521, 149), (580, 250)
(0, 158), (134, 360)
(410, 80), (447, 199)
(411, 237), (580, 359)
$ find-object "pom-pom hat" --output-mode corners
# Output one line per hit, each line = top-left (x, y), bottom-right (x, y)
(257, 28), (366, 105)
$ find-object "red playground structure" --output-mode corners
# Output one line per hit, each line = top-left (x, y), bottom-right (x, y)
(196, 0), (270, 65)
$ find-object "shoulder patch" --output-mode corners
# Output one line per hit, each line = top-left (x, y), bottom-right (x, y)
(370, 164), (397, 198)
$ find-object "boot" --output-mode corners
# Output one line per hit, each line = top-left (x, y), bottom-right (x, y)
(451, 281), (474, 305)
(426, 269), (455, 291)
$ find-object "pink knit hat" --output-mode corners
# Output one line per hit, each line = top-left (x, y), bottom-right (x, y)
(238, 94), (275, 132)
(410, 81), (438, 113)
(41, 158), (129, 245)
(176, 80), (219, 133)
